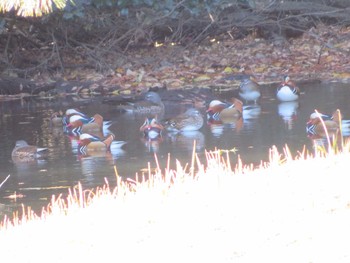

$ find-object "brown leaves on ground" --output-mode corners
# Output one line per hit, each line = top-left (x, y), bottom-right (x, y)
(38, 24), (350, 93)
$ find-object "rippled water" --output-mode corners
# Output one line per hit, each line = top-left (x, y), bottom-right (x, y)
(1, 81), (350, 219)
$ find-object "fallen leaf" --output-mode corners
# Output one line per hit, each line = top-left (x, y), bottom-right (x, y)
(223, 67), (233, 73)
(193, 75), (211, 82)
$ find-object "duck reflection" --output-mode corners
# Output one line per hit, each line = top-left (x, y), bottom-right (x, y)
(208, 117), (243, 138)
(67, 135), (80, 155)
(242, 104), (261, 132)
(167, 130), (205, 152)
(50, 126), (65, 139)
(12, 158), (47, 178)
(278, 101), (299, 130)
(141, 136), (163, 153)
(243, 104), (261, 120)
(79, 154), (114, 184)
(309, 137), (330, 153)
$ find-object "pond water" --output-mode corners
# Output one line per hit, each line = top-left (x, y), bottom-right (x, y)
(1, 81), (350, 220)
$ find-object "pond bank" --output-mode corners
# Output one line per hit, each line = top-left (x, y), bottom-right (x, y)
(2, 24), (350, 98)
(1, 145), (350, 262)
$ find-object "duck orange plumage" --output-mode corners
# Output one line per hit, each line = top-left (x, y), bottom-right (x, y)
(207, 98), (243, 122)
(78, 133), (115, 155)
(306, 110), (341, 139)
(140, 117), (164, 139)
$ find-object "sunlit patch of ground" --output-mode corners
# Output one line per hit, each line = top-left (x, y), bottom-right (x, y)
(1, 145), (350, 262)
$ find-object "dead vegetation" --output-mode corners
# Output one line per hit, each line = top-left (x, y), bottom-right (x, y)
(1, 0), (350, 95)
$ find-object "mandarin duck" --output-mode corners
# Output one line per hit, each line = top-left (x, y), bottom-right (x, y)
(276, 76), (300, 102)
(12, 140), (48, 161)
(63, 108), (90, 126)
(78, 133), (115, 155)
(239, 76), (261, 103)
(116, 91), (164, 115)
(63, 108), (112, 128)
(306, 110), (350, 138)
(207, 98), (243, 122)
(64, 109), (98, 126)
(140, 117), (164, 139)
(164, 108), (204, 132)
(306, 110), (341, 139)
(66, 114), (112, 136)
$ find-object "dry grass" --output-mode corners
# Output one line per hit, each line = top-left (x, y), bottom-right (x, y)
(1, 144), (350, 262)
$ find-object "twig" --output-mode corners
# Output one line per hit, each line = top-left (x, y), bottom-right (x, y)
(308, 30), (350, 56)
(52, 32), (64, 71)
(0, 175), (10, 189)
(184, 20), (214, 49)
(317, 44), (324, 64)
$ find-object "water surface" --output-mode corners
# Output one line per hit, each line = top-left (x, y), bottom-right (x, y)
(1, 81), (349, 219)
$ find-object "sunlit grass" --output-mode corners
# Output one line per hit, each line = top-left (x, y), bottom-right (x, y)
(0, 0), (68, 17)
(1, 141), (350, 262)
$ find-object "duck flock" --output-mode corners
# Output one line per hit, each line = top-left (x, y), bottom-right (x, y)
(10, 75), (350, 162)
